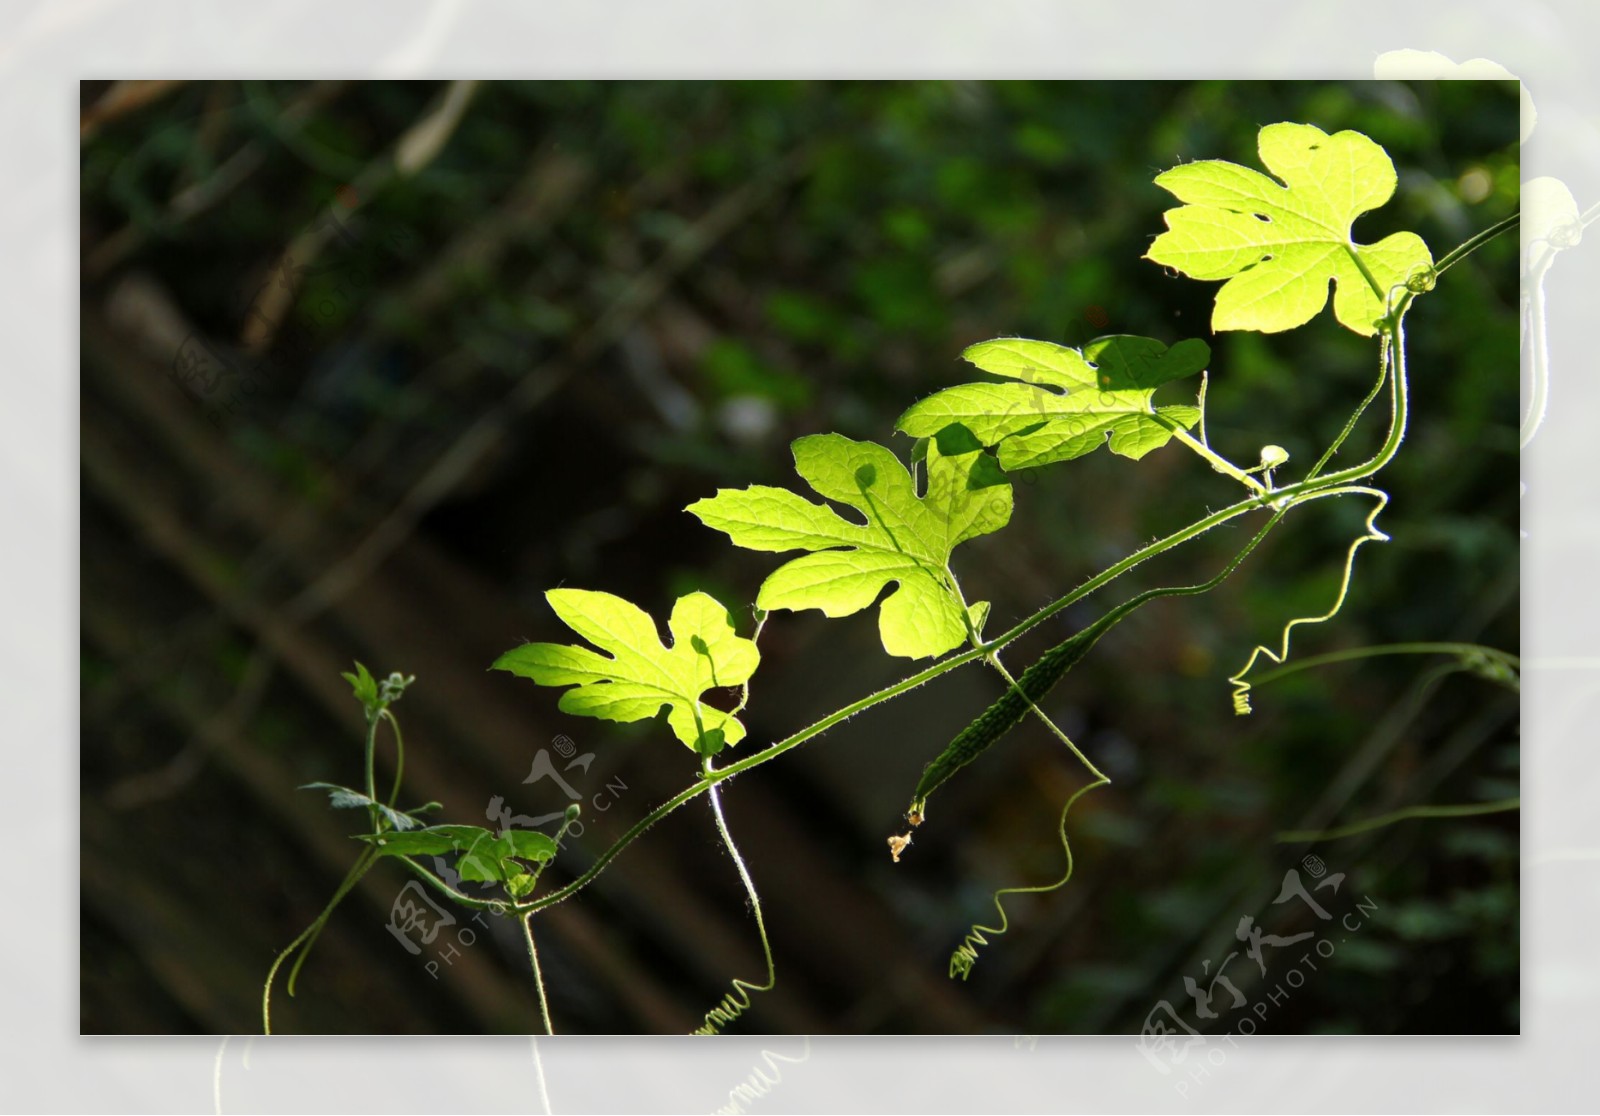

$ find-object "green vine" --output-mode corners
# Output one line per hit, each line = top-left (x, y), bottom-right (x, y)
(265, 122), (1518, 1034)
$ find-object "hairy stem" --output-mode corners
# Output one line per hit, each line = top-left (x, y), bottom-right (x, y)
(522, 913), (556, 1036)
(1435, 212), (1519, 275)
(517, 488), (1372, 917)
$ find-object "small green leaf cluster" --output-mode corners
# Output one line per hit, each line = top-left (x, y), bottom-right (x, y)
(358, 824), (559, 899)
(341, 660), (415, 724)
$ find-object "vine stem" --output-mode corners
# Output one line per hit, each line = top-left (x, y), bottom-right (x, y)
(409, 380), (1409, 921)
(1436, 211), (1519, 275)
(291, 705), (414, 990)
(362, 710), (380, 831)
(419, 314), (1423, 919)
(264, 695), (416, 1031)
(510, 486), (1378, 919)
(381, 708), (405, 806)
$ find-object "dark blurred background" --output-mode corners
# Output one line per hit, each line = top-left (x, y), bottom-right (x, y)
(79, 79), (1519, 1035)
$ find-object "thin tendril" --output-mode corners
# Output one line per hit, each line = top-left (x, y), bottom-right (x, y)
(693, 757), (776, 1035)
(263, 846), (379, 1033)
(713, 1036), (812, 1115)
(948, 777), (1105, 980)
(1229, 279), (1417, 713)
(1229, 487), (1391, 715)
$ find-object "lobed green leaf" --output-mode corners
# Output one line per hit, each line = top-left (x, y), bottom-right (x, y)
(1145, 122), (1433, 335)
(687, 431), (1011, 659)
(493, 589), (759, 749)
(897, 335), (1207, 470)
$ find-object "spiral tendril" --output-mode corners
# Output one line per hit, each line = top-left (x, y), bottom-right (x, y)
(693, 766), (776, 1035)
(947, 777), (1106, 980)
(694, 972), (774, 1036)
(1229, 488), (1390, 716)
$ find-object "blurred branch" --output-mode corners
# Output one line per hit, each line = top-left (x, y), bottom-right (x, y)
(84, 81), (348, 280)
(242, 81), (481, 354)
(80, 80), (185, 141)
(1277, 797), (1518, 844)
(104, 647), (273, 811)
(284, 142), (813, 624)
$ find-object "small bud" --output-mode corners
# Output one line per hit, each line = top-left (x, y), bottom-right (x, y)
(1259, 444), (1289, 469)
(1405, 265), (1437, 294)
(564, 802), (582, 821)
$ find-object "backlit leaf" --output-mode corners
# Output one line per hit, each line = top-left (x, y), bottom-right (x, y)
(897, 334), (1207, 470)
(687, 431), (1010, 659)
(1146, 122), (1432, 335)
(492, 590), (759, 750)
